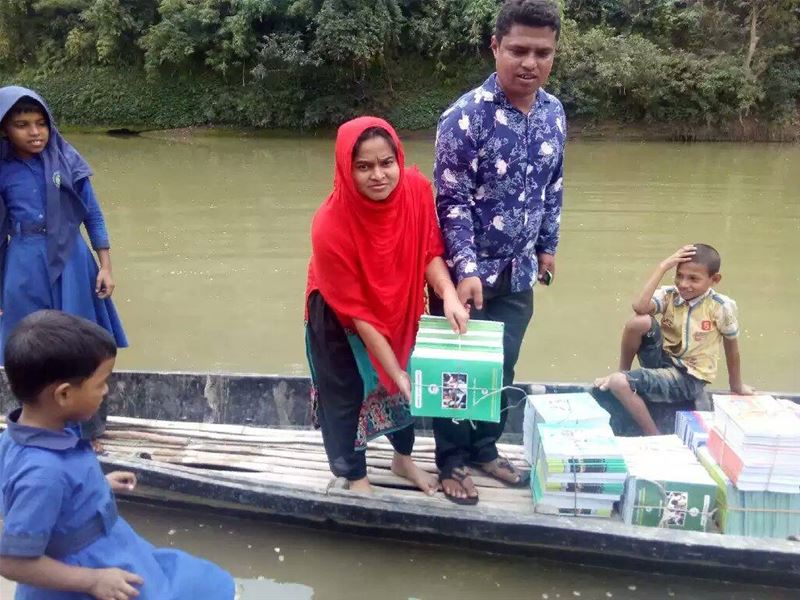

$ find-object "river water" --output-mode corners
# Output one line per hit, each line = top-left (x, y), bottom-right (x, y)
(2, 134), (799, 598)
(79, 132), (799, 390)
(3, 501), (797, 599)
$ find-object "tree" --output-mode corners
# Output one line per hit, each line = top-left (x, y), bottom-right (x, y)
(311, 0), (402, 81)
(66, 0), (157, 64)
(406, 0), (497, 69)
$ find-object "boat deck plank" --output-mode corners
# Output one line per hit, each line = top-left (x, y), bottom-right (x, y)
(3, 412), (799, 586)
(99, 417), (533, 512)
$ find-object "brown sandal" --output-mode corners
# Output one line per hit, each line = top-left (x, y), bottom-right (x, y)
(439, 466), (479, 505)
(472, 456), (530, 488)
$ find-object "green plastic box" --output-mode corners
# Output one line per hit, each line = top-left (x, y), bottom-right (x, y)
(408, 315), (504, 422)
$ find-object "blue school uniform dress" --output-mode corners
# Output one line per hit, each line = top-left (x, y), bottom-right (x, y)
(0, 86), (127, 357)
(0, 409), (236, 600)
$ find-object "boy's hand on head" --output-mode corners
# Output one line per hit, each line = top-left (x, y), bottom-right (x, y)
(659, 245), (696, 272)
(95, 268), (115, 299)
(89, 568), (143, 600)
(106, 471), (137, 493)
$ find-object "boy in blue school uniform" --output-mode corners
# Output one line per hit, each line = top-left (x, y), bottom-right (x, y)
(0, 310), (235, 599)
(595, 244), (754, 435)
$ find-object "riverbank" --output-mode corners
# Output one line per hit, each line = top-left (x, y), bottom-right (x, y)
(4, 64), (798, 143)
(69, 120), (800, 143)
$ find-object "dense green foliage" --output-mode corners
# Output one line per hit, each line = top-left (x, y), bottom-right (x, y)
(0, 0), (797, 131)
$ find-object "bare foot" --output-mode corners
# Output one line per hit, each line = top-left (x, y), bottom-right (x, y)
(391, 452), (438, 496)
(348, 477), (373, 494)
(594, 374), (613, 390)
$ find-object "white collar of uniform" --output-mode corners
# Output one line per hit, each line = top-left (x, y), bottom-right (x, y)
(673, 287), (714, 308)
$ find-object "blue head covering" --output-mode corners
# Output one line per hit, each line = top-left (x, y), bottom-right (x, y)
(0, 86), (93, 285)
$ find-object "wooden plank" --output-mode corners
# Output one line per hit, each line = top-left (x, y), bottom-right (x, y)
(101, 440), (523, 490)
(108, 457), (332, 492)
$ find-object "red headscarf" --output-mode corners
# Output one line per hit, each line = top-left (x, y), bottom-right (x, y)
(306, 117), (445, 393)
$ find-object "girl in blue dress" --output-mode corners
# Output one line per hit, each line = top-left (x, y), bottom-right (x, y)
(0, 310), (235, 599)
(0, 86), (127, 361)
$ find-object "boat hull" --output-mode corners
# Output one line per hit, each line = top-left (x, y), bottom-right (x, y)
(1, 370), (798, 587)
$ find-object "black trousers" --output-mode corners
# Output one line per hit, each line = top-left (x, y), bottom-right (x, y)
(429, 268), (533, 477)
(306, 291), (414, 481)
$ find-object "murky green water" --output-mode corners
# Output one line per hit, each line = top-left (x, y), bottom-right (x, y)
(75, 133), (799, 391)
(2, 134), (798, 598)
(3, 502), (797, 599)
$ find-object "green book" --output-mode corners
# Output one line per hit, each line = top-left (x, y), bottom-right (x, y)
(696, 445), (800, 537)
(623, 468), (717, 531)
(409, 316), (504, 422)
(695, 445), (731, 532)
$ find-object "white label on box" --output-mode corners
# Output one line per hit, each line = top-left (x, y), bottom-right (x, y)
(414, 370), (423, 409)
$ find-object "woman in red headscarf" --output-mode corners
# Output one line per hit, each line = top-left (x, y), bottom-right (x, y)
(306, 117), (469, 496)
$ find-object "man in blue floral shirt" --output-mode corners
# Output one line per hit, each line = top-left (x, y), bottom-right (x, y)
(431, 0), (565, 504)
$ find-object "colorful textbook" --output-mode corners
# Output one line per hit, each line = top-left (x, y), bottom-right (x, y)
(674, 410), (713, 452)
(681, 394), (800, 538)
(523, 392), (611, 465)
(708, 394), (800, 493)
(696, 445), (800, 538)
(531, 423), (627, 518)
(619, 436), (717, 532)
(408, 316), (504, 422)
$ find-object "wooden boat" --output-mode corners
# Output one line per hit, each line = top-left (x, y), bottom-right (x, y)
(1, 370), (798, 588)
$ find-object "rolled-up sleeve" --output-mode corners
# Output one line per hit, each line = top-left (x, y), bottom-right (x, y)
(1, 470), (63, 557)
(715, 298), (739, 338)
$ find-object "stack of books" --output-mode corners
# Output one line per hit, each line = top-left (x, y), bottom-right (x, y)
(531, 422), (626, 518)
(696, 444), (800, 538)
(707, 394), (800, 493)
(619, 436), (718, 532)
(522, 392), (611, 465)
(685, 394), (800, 538)
(674, 410), (713, 452)
(408, 315), (504, 422)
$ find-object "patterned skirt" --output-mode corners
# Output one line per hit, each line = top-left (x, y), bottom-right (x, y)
(305, 291), (413, 451)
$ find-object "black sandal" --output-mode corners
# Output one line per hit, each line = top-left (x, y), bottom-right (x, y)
(439, 466), (479, 506)
(472, 456), (530, 488)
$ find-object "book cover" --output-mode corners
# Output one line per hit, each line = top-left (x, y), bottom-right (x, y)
(523, 393), (610, 465)
(409, 316), (504, 422)
(625, 476), (716, 531)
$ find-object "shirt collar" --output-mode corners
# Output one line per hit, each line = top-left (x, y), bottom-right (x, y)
(5, 408), (82, 450)
(673, 287), (713, 308)
(483, 73), (551, 110)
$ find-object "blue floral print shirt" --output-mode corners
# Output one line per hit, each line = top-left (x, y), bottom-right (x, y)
(434, 73), (566, 292)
